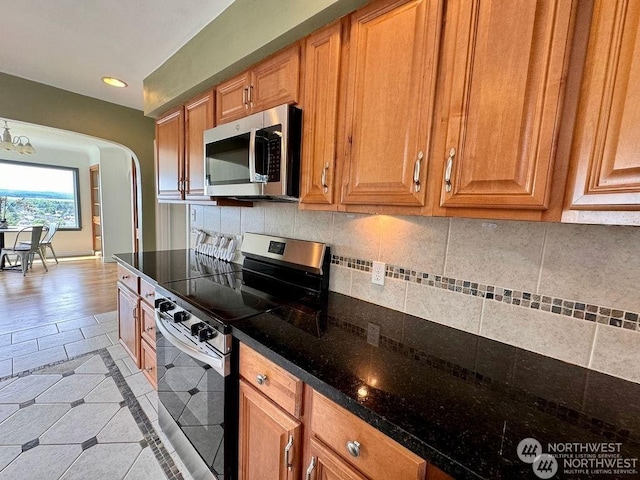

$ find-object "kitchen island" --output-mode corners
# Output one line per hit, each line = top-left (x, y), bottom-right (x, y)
(114, 250), (640, 479)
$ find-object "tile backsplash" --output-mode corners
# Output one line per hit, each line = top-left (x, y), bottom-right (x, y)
(190, 203), (640, 384)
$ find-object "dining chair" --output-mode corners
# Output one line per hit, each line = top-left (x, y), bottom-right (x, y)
(20, 222), (59, 264)
(0, 226), (48, 275)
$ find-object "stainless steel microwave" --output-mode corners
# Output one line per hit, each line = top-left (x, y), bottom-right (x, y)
(204, 104), (302, 200)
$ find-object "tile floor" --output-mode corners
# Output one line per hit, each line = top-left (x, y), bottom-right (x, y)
(0, 312), (194, 480)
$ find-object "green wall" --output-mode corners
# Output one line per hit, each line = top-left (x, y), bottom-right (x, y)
(0, 72), (156, 251)
(144, 0), (369, 117)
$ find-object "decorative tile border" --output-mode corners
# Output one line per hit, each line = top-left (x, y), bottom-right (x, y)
(331, 255), (640, 332)
(0, 349), (185, 480)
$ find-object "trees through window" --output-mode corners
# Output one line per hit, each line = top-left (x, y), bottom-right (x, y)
(0, 159), (81, 229)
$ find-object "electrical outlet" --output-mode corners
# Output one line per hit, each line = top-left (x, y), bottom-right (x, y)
(372, 261), (385, 285)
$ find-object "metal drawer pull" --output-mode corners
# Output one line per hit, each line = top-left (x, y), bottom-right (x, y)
(305, 456), (317, 480)
(413, 151), (423, 192)
(256, 373), (267, 385)
(122, 275), (129, 280)
(346, 440), (361, 458)
(144, 366), (153, 372)
(284, 434), (294, 471)
(321, 162), (329, 193)
(145, 326), (154, 332)
(242, 87), (248, 106)
(444, 147), (455, 192)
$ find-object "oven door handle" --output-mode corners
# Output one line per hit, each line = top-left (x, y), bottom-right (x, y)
(155, 311), (229, 377)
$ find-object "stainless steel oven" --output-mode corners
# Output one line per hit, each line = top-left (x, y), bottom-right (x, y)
(154, 234), (330, 480)
(154, 290), (237, 480)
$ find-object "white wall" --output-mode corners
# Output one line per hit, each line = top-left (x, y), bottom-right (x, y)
(98, 146), (134, 260)
(1, 144), (96, 256)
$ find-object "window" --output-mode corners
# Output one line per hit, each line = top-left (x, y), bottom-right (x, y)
(0, 160), (81, 229)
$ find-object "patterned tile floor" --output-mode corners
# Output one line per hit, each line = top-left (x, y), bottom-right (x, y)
(0, 312), (194, 480)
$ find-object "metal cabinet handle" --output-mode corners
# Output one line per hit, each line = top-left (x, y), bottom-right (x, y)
(145, 326), (154, 332)
(144, 366), (153, 372)
(346, 440), (361, 458)
(144, 292), (154, 298)
(444, 147), (455, 193)
(284, 434), (294, 471)
(242, 87), (248, 106)
(305, 456), (317, 480)
(321, 162), (329, 193)
(256, 373), (267, 385)
(249, 85), (254, 105)
(413, 151), (423, 192)
(121, 275), (129, 280)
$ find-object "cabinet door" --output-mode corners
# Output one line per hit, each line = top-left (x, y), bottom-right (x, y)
(140, 300), (156, 346)
(238, 380), (302, 480)
(140, 339), (157, 390)
(305, 437), (367, 480)
(184, 90), (214, 200)
(566, 0), (640, 211)
(438, 0), (574, 211)
(251, 45), (300, 113)
(300, 22), (342, 206)
(340, 0), (442, 206)
(155, 106), (184, 201)
(117, 284), (140, 366)
(216, 71), (251, 124)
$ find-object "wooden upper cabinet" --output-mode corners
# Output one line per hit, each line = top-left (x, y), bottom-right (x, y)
(436, 0), (575, 212)
(251, 45), (300, 113)
(155, 106), (184, 201)
(340, 0), (443, 207)
(565, 0), (640, 212)
(216, 71), (251, 124)
(184, 90), (215, 200)
(216, 46), (300, 125)
(300, 21), (343, 206)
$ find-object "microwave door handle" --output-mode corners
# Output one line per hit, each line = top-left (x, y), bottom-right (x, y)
(248, 127), (257, 183)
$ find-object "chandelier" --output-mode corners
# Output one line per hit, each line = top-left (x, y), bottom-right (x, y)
(0, 121), (36, 155)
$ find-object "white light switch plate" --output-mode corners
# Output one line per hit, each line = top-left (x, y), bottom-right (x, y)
(372, 261), (385, 285)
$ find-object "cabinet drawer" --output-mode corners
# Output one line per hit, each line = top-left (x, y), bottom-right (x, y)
(117, 264), (139, 293)
(140, 339), (157, 390)
(239, 343), (303, 418)
(139, 277), (155, 306)
(140, 301), (156, 347)
(310, 390), (426, 480)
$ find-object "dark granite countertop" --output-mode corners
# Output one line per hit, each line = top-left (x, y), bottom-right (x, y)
(114, 251), (640, 480)
(114, 250), (205, 285)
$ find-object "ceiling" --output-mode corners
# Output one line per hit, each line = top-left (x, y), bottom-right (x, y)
(1, 0), (235, 112)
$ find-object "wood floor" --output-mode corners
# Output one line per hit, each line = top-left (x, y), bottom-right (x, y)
(0, 256), (117, 335)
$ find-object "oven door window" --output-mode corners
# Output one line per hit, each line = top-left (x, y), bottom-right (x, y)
(255, 124), (282, 182)
(156, 333), (227, 476)
(206, 134), (251, 185)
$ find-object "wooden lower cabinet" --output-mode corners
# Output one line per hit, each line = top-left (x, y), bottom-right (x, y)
(238, 343), (454, 480)
(238, 379), (302, 480)
(116, 266), (157, 389)
(140, 338), (157, 389)
(305, 436), (368, 480)
(117, 283), (139, 365)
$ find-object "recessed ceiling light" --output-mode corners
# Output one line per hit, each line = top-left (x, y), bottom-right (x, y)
(102, 76), (128, 88)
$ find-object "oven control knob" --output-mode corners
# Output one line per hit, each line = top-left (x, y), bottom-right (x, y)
(198, 327), (218, 342)
(154, 298), (165, 308)
(190, 322), (205, 337)
(158, 301), (175, 312)
(173, 311), (190, 323)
